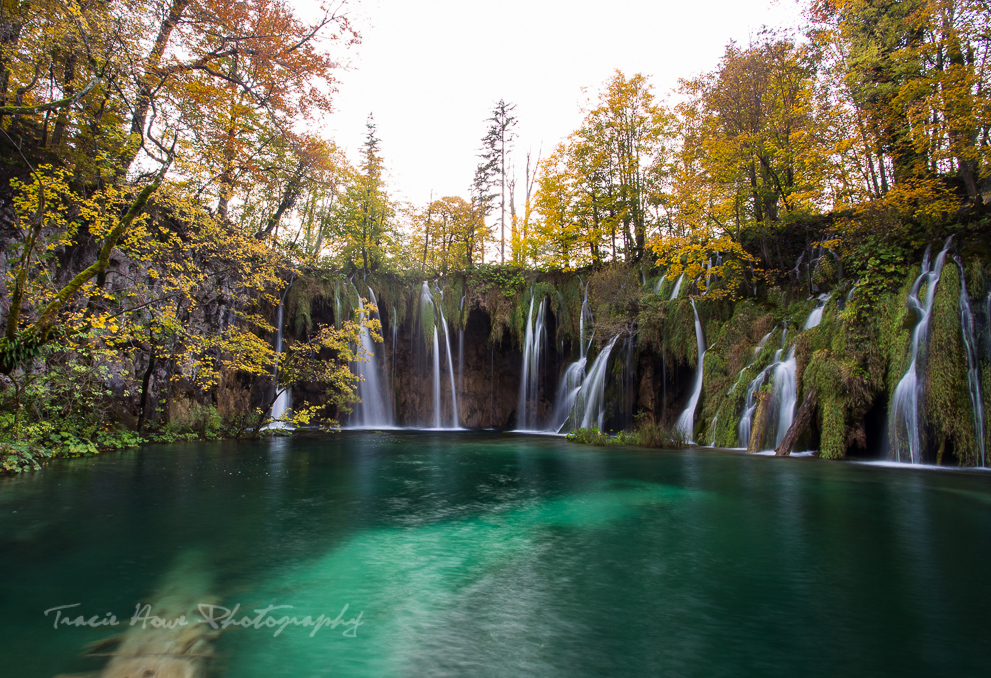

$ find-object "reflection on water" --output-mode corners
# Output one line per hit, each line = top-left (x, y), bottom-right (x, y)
(1, 433), (990, 677)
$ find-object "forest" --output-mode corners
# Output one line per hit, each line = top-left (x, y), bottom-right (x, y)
(0, 0), (989, 472)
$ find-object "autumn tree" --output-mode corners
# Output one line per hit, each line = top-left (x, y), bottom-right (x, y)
(530, 71), (669, 267)
(810, 0), (991, 212)
(669, 35), (832, 270)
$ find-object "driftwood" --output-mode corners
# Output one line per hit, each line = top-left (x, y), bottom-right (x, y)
(775, 388), (818, 456)
(57, 552), (218, 678)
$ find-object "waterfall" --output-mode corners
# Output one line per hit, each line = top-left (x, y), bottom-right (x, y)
(754, 331), (773, 358)
(709, 414), (718, 446)
(431, 325), (441, 428)
(790, 252), (805, 282)
(654, 274), (667, 295)
(350, 285), (394, 428)
(550, 357), (587, 432)
(517, 292), (547, 430)
(263, 280), (294, 431)
(436, 286), (460, 428)
(736, 343), (796, 450)
(418, 281), (459, 429)
(771, 346), (798, 448)
(548, 281), (596, 432)
(575, 335), (619, 430)
(669, 273), (685, 301)
(888, 238), (953, 463)
(458, 294), (466, 402)
(738, 362), (772, 447)
(955, 257), (986, 467)
(419, 282), (442, 428)
(803, 293), (831, 330)
(580, 280), (592, 356)
(675, 300), (706, 442)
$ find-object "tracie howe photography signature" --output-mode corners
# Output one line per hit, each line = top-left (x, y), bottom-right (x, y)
(43, 602), (364, 638)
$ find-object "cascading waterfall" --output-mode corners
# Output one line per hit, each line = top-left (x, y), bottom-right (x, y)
(572, 335), (620, 431)
(790, 252), (805, 282)
(803, 293), (831, 330)
(669, 274), (685, 300)
(738, 362), (772, 448)
(417, 282), (460, 429)
(458, 294), (466, 400)
(435, 283), (460, 428)
(431, 326), (442, 428)
(737, 339), (797, 450)
(580, 280), (593, 355)
(517, 292), (547, 430)
(550, 358), (587, 432)
(350, 285), (394, 428)
(263, 279), (294, 430)
(770, 346), (798, 448)
(754, 331), (773, 357)
(654, 274), (667, 295)
(955, 257), (986, 467)
(675, 300), (706, 442)
(419, 282), (443, 428)
(550, 282), (594, 432)
(888, 238), (953, 463)
(728, 332), (772, 400)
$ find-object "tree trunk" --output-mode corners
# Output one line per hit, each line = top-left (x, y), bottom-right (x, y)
(747, 392), (771, 454)
(775, 387), (817, 456)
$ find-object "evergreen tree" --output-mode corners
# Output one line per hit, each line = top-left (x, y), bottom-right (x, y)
(477, 100), (517, 263)
(326, 114), (394, 272)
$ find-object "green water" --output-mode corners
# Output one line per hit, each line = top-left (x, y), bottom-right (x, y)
(1, 432), (989, 677)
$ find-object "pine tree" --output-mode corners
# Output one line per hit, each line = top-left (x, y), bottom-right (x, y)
(477, 100), (517, 263)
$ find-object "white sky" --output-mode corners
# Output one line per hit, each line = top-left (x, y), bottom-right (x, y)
(314, 0), (807, 206)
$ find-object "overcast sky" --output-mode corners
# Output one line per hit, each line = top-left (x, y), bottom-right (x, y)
(315, 0), (806, 206)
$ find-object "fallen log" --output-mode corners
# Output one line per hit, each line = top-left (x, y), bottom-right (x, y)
(776, 387), (818, 456)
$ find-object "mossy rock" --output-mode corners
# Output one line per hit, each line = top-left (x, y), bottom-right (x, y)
(925, 264), (980, 465)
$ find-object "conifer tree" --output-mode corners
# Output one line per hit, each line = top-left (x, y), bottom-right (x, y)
(477, 100), (517, 263)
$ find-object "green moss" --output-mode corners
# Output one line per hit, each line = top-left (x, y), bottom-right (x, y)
(804, 349), (846, 459)
(418, 290), (436, 352)
(287, 272), (339, 335)
(880, 268), (919, 397)
(925, 264), (979, 465)
(366, 271), (416, 330)
(667, 299), (700, 366)
(812, 256), (837, 288)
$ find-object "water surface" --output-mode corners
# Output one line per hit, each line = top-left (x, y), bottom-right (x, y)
(1, 432), (989, 676)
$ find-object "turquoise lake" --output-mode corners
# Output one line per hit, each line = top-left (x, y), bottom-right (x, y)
(1, 432), (989, 676)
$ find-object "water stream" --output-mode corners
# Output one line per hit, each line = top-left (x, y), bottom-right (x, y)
(888, 238), (953, 463)
(517, 292), (547, 431)
(675, 300), (706, 442)
(351, 285), (394, 428)
(955, 257), (986, 467)
(263, 280), (294, 431)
